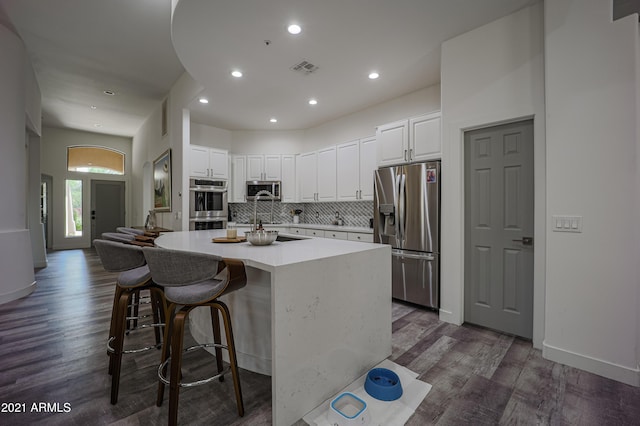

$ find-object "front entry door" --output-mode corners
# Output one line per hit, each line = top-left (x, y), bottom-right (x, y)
(464, 120), (534, 339)
(91, 180), (125, 244)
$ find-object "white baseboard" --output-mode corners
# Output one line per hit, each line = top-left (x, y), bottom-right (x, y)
(0, 281), (37, 305)
(438, 308), (462, 326)
(543, 341), (640, 387)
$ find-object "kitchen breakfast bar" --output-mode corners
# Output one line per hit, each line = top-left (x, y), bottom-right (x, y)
(154, 230), (391, 425)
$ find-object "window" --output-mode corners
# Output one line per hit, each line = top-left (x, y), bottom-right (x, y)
(67, 146), (125, 175)
(65, 179), (82, 237)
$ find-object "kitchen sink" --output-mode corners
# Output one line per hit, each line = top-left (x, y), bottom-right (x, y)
(275, 234), (306, 242)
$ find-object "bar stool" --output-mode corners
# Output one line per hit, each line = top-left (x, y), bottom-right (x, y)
(142, 247), (247, 426)
(103, 231), (155, 247)
(94, 239), (166, 404)
(116, 226), (145, 235)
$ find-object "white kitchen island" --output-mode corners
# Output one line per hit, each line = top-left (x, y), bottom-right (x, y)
(154, 230), (391, 426)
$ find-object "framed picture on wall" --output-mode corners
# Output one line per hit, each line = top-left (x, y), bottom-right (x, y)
(153, 149), (171, 212)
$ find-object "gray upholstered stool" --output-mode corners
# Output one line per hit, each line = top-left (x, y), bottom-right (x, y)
(94, 239), (166, 405)
(142, 247), (247, 426)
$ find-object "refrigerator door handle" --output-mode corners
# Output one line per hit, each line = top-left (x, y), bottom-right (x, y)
(392, 249), (435, 261)
(397, 173), (406, 244)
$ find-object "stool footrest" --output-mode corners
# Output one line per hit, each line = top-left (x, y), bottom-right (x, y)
(107, 323), (164, 354)
(158, 343), (231, 388)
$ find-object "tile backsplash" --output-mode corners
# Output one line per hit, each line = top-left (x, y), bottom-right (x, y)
(229, 201), (374, 228)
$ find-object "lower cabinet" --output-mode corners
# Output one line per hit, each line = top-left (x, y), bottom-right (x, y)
(348, 233), (373, 243)
(325, 230), (349, 240)
(304, 229), (325, 237)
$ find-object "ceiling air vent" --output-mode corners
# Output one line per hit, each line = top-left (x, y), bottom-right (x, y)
(290, 60), (319, 75)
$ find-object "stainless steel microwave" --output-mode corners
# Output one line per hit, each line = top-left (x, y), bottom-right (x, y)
(246, 180), (281, 201)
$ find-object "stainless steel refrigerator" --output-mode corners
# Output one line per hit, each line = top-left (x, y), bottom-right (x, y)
(374, 161), (440, 309)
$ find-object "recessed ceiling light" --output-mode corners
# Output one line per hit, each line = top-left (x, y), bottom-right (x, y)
(368, 72), (379, 80)
(103, 90), (115, 96)
(90, 105), (97, 110)
(231, 70), (243, 78)
(270, 118), (278, 123)
(308, 99), (318, 105)
(198, 98), (209, 104)
(287, 24), (302, 35)
(94, 123), (102, 128)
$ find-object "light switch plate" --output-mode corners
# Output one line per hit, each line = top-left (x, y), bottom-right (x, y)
(552, 215), (582, 232)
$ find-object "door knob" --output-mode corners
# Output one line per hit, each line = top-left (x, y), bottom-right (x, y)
(512, 237), (533, 246)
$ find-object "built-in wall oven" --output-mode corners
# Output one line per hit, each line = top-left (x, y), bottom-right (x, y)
(189, 178), (228, 230)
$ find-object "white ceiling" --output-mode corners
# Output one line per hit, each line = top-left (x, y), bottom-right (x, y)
(1, 0), (536, 137)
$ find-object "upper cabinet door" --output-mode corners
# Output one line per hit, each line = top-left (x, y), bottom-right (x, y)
(281, 155), (296, 202)
(377, 119), (409, 167)
(317, 146), (337, 201)
(246, 154), (281, 180)
(230, 155), (246, 202)
(410, 112), (441, 162)
(359, 137), (377, 200)
(336, 140), (360, 201)
(189, 145), (210, 178)
(299, 152), (317, 202)
(264, 155), (282, 180)
(246, 155), (264, 181)
(209, 148), (228, 179)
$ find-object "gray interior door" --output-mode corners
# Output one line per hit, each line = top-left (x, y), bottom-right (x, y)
(464, 120), (534, 339)
(91, 180), (125, 244)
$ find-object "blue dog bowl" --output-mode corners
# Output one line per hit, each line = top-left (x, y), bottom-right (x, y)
(364, 368), (403, 401)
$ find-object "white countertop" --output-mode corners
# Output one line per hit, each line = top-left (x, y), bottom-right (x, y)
(235, 222), (374, 234)
(154, 229), (383, 272)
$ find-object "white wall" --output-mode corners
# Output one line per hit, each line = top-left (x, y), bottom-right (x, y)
(303, 86), (440, 152)
(543, 0), (639, 386)
(191, 122), (232, 151)
(40, 127), (132, 250)
(231, 130), (303, 154)
(0, 23), (36, 304)
(131, 72), (203, 231)
(440, 3), (546, 345)
(189, 85), (440, 156)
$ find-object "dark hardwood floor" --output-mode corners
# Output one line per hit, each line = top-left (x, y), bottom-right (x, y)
(1, 249), (638, 425)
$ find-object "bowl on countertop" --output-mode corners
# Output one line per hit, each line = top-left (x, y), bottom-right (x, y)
(245, 230), (278, 246)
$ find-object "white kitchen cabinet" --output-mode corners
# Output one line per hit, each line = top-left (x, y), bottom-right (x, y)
(325, 230), (349, 240)
(189, 145), (228, 179)
(247, 154), (281, 181)
(376, 119), (408, 167)
(316, 146), (336, 201)
(281, 155), (296, 202)
(376, 112), (441, 166)
(298, 147), (336, 202)
(305, 229), (325, 237)
(230, 155), (247, 202)
(336, 140), (359, 201)
(410, 112), (441, 163)
(298, 151), (317, 202)
(348, 232), (374, 243)
(336, 137), (376, 201)
(289, 227), (304, 235)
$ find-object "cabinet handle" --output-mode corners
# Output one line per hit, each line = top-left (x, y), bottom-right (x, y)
(404, 149), (408, 161)
(409, 149), (413, 161)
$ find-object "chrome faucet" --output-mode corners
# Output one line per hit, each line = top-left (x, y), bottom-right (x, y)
(253, 190), (275, 231)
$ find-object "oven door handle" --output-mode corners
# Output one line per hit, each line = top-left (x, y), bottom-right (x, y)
(189, 187), (227, 193)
